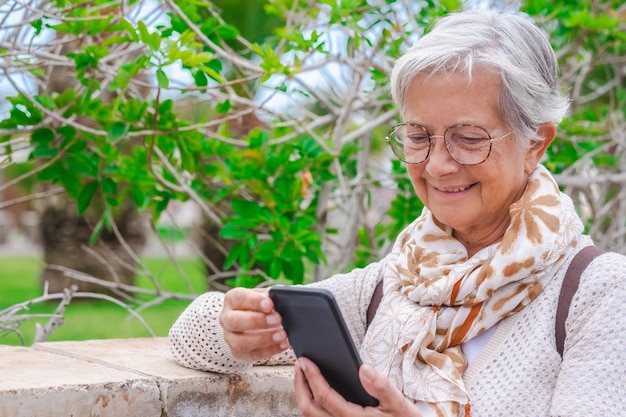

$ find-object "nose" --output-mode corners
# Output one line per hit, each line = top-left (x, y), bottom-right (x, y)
(424, 135), (460, 175)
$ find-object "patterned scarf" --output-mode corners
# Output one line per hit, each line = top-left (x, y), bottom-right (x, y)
(361, 165), (584, 416)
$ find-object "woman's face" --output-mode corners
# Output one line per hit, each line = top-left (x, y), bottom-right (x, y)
(403, 69), (551, 250)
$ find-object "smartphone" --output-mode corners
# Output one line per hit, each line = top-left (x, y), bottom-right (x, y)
(269, 286), (379, 407)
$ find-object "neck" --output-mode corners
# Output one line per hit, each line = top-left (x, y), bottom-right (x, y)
(453, 216), (511, 258)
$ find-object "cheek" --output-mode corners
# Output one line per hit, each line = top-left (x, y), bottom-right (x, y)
(482, 150), (524, 183)
(478, 161), (528, 205)
(492, 142), (530, 171)
(407, 165), (426, 194)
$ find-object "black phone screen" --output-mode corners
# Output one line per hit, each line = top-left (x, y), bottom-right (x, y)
(269, 286), (379, 407)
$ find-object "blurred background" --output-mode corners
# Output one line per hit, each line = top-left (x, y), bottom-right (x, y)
(0, 0), (624, 345)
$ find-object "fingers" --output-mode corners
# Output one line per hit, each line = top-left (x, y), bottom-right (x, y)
(223, 326), (289, 359)
(295, 358), (422, 417)
(295, 357), (363, 417)
(220, 287), (280, 332)
(225, 287), (273, 312)
(294, 358), (332, 417)
(294, 359), (315, 408)
(359, 364), (422, 417)
(226, 329), (290, 362)
(219, 287), (290, 362)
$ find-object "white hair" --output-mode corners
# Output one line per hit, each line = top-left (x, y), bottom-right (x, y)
(390, 9), (570, 144)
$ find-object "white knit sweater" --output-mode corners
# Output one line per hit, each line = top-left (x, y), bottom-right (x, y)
(169, 250), (626, 417)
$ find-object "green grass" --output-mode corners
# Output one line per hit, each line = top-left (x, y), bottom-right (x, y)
(0, 256), (209, 346)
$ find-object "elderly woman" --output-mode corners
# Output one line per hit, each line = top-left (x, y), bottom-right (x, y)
(169, 9), (626, 417)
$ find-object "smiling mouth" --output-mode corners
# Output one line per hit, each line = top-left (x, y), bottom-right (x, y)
(435, 184), (475, 193)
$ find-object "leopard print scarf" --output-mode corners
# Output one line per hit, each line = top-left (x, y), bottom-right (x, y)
(361, 165), (584, 416)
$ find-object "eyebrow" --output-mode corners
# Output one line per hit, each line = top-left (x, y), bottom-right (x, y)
(403, 121), (488, 131)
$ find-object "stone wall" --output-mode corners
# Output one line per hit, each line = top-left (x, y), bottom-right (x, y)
(0, 338), (299, 417)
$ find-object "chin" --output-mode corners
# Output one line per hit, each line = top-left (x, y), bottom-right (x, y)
(430, 212), (466, 231)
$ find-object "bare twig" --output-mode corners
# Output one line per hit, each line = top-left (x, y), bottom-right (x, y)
(33, 285), (77, 343)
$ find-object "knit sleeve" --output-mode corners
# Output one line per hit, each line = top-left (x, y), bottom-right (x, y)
(550, 252), (626, 416)
(168, 291), (254, 373)
(168, 259), (385, 373)
(308, 258), (386, 348)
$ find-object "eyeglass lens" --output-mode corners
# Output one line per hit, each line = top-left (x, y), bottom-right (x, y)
(389, 124), (493, 165)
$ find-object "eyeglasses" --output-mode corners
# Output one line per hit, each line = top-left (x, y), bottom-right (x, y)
(386, 123), (514, 166)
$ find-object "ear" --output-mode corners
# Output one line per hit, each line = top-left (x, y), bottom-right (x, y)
(524, 122), (556, 174)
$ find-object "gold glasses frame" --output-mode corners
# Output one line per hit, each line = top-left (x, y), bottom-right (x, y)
(386, 123), (514, 166)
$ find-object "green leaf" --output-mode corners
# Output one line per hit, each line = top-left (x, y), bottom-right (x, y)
(439, 0), (461, 11)
(216, 24), (239, 40)
(10, 105), (38, 126)
(89, 215), (105, 246)
(88, 209), (113, 246)
(219, 222), (249, 239)
(280, 240), (300, 262)
(58, 125), (77, 141)
(137, 21), (161, 50)
(304, 247), (320, 264)
(282, 257), (304, 284)
(182, 52), (215, 66)
(246, 234), (258, 250)
(199, 64), (225, 82)
(255, 240), (278, 261)
(249, 43), (264, 56)
(31, 143), (58, 158)
(224, 241), (247, 269)
(101, 177), (118, 195)
(231, 198), (261, 218)
(31, 19), (43, 35)
(29, 67), (46, 77)
(66, 141), (88, 154)
(101, 35), (135, 47)
(77, 181), (99, 214)
(156, 69), (170, 89)
(35, 95), (56, 110)
(268, 257), (282, 279)
(193, 70), (208, 87)
(248, 129), (269, 149)
(31, 128), (55, 144)
(105, 196), (119, 207)
(131, 187), (150, 209)
(120, 99), (148, 123)
(108, 122), (129, 142)
(237, 241), (250, 268)
(55, 89), (77, 108)
(215, 99), (231, 114)
(120, 18), (139, 42)
(178, 29), (196, 46)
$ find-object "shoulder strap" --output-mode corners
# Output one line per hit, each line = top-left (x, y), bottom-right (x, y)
(555, 245), (603, 357)
(366, 280), (383, 328)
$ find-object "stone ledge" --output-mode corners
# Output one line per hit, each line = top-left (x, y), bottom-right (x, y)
(0, 338), (299, 417)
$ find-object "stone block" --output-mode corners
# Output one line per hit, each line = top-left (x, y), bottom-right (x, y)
(34, 337), (193, 378)
(0, 344), (161, 417)
(31, 337), (300, 417)
(160, 366), (299, 417)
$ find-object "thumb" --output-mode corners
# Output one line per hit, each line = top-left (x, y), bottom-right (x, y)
(359, 364), (393, 402)
(359, 364), (421, 416)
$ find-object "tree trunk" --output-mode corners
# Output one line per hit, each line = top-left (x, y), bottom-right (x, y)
(38, 193), (148, 294)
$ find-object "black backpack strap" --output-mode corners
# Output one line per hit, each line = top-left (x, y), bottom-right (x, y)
(556, 246), (603, 357)
(366, 280), (383, 329)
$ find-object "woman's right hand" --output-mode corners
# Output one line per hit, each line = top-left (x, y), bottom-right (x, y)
(294, 358), (423, 417)
(219, 287), (290, 362)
